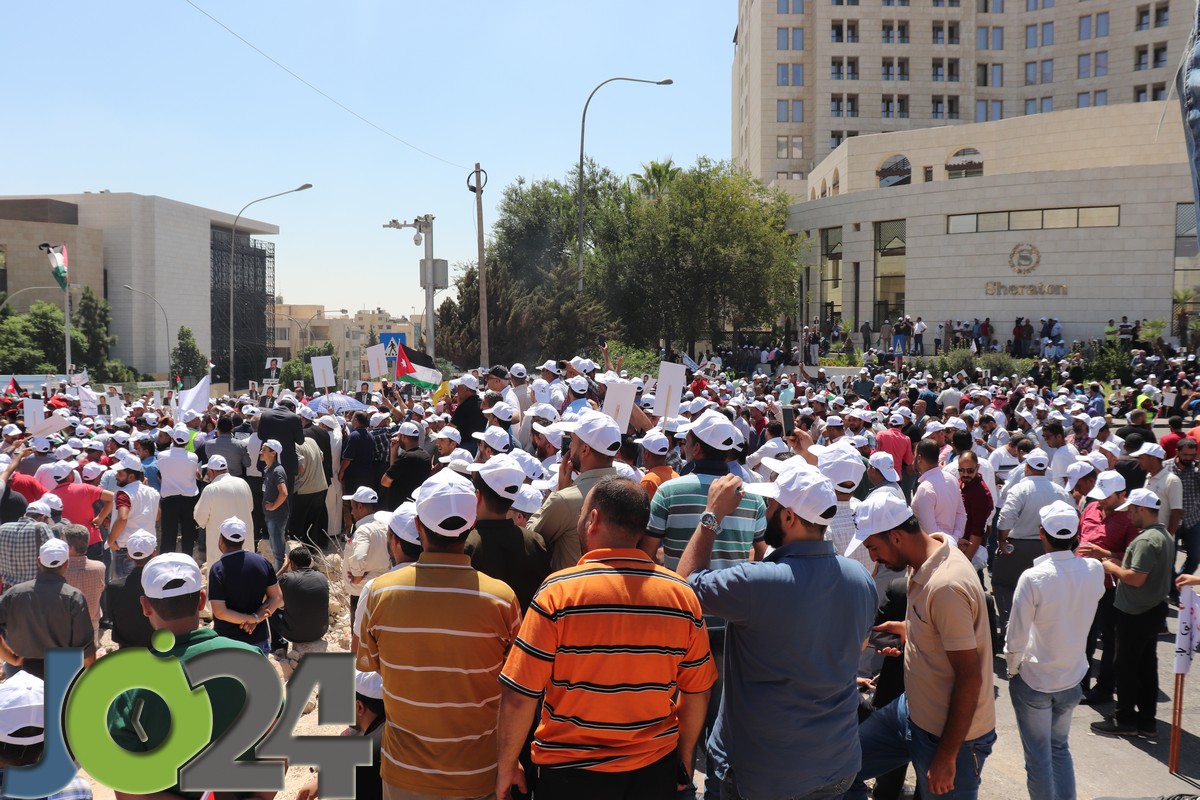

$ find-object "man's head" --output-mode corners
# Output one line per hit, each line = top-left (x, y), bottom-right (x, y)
(1118, 487), (1162, 529)
(576, 476), (650, 552)
(469, 454), (525, 518)
(127, 530), (158, 565)
(1130, 409), (1148, 427)
(0, 671), (51, 767)
(286, 546), (313, 570)
(635, 430), (671, 469)
(139, 553), (206, 631)
(25, 501), (51, 525)
(261, 439), (282, 466)
(353, 670), (386, 730)
(1041, 420), (1066, 449)
(563, 412), (622, 471)
(1087, 469), (1127, 511)
(850, 491), (924, 571)
(217, 517), (249, 553)
(414, 479), (477, 552)
(1024, 448), (1050, 476)
(352, 410), (370, 429)
(344, 487), (379, 522)
(744, 464), (838, 549)
(1178, 437), (1198, 467)
(205, 454), (229, 482)
(432, 427), (461, 457)
(61, 524), (90, 557)
(957, 450), (980, 484)
(915, 438), (940, 474)
(387, 503), (423, 565)
(1039, 500), (1080, 552)
(1134, 442), (1167, 475)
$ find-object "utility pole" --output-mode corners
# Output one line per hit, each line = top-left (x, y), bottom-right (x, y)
(383, 215), (442, 359)
(469, 164), (489, 366)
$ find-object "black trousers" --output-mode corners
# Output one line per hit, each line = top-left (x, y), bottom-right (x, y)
(160, 495), (198, 555)
(536, 752), (677, 800)
(1085, 587), (1118, 694)
(248, 479), (267, 546)
(289, 490), (329, 552)
(1114, 602), (1167, 727)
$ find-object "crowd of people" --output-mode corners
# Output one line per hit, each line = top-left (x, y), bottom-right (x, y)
(0, 342), (1196, 800)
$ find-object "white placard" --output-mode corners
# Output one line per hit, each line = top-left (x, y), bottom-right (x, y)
(311, 356), (336, 390)
(365, 344), (388, 379)
(78, 385), (99, 416)
(27, 412), (71, 439)
(601, 380), (638, 432)
(652, 362), (687, 420)
(108, 394), (125, 421)
(1164, 390), (1178, 408)
(150, 391), (161, 409)
(22, 398), (44, 427)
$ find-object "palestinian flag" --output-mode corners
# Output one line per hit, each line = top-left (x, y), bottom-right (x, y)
(38, 243), (69, 290)
(4, 378), (22, 398)
(394, 344), (441, 390)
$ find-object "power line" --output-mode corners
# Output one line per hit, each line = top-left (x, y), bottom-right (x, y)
(183, 0), (469, 170)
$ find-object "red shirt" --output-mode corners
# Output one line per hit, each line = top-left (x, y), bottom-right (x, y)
(1161, 432), (1184, 460)
(960, 476), (994, 542)
(876, 427), (915, 474)
(1079, 502), (1139, 589)
(7, 473), (45, 504)
(50, 482), (106, 545)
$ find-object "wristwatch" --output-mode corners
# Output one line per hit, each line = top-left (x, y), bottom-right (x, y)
(700, 511), (721, 534)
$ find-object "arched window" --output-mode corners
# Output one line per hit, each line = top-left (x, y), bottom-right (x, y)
(810, 188), (818, 201)
(877, 155), (912, 188)
(946, 147), (983, 179)
(831, 169), (841, 195)
(819, 178), (828, 198)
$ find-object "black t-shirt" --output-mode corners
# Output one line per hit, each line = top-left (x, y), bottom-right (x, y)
(1114, 456), (1148, 493)
(385, 448), (432, 504)
(277, 568), (330, 643)
(110, 565), (154, 649)
(451, 396), (487, 449)
(208, 550), (278, 644)
(463, 519), (551, 612)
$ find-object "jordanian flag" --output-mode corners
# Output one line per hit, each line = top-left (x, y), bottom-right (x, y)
(394, 344), (441, 390)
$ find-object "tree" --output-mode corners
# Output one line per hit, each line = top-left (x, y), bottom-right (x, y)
(435, 261), (541, 367)
(630, 159), (682, 199)
(367, 325), (378, 347)
(282, 342), (340, 393)
(73, 287), (117, 369)
(172, 326), (208, 382)
(538, 260), (609, 359)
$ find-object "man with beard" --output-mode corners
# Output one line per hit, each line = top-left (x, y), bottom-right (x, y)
(677, 468), (876, 800)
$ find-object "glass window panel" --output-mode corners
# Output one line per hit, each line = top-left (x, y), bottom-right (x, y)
(991, 99), (1003, 119)
(1079, 206), (1119, 227)
(1095, 89), (1108, 105)
(948, 214), (977, 233)
(1044, 208), (1078, 228)
(777, 64), (789, 85)
(778, 27), (790, 49)
(1079, 15), (1092, 41)
(777, 100), (789, 121)
(1026, 25), (1038, 48)
(778, 0), (790, 12)
(1042, 22), (1054, 45)
(792, 64), (804, 85)
(1026, 62), (1038, 85)
(976, 99), (988, 122)
(1040, 96), (1053, 112)
(777, 136), (790, 158)
(1025, 98), (1037, 115)
(1078, 92), (1091, 108)
(1095, 51), (1107, 76)
(1010, 210), (1043, 229)
(992, 64), (1003, 86)
(978, 212), (1009, 232)
(1078, 53), (1091, 78)
(992, 28), (1003, 49)
(1041, 59), (1053, 83)
(793, 28), (805, 49)
(793, 99), (804, 121)
(1096, 11), (1108, 36)
(977, 26), (989, 49)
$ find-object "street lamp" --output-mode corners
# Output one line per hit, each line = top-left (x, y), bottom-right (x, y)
(228, 183), (312, 391)
(123, 284), (172, 381)
(577, 77), (672, 289)
(283, 308), (348, 352)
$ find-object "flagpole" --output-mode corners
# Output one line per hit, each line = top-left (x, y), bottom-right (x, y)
(1172, 673), (1184, 773)
(64, 284), (72, 381)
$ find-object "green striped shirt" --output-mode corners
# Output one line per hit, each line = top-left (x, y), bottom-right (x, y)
(646, 468), (766, 632)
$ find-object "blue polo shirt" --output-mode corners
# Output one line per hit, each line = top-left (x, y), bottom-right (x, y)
(687, 540), (876, 799)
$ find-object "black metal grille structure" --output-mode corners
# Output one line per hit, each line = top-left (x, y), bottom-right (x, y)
(210, 228), (274, 388)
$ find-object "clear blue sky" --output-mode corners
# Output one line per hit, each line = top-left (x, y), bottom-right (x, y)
(4, 1), (736, 317)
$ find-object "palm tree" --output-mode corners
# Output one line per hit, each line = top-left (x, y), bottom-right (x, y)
(630, 159), (682, 200)
(1173, 288), (1196, 340)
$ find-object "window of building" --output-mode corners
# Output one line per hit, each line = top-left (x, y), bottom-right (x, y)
(1137, 6), (1151, 31)
(832, 21), (844, 42)
(1154, 83), (1168, 100)
(777, 172), (790, 182)
(831, 59), (845, 79)
(1079, 15), (1092, 40)
(1010, 210), (1043, 229)
(946, 147), (984, 178)
(831, 131), (846, 148)
(1040, 96), (1053, 112)
(1078, 53), (1091, 78)
(932, 96), (946, 119)
(1135, 46), (1149, 70)
(948, 214), (977, 233)
(1025, 98), (1036, 115)
(777, 99), (789, 121)
(883, 58), (896, 80)
(878, 156), (912, 189)
(977, 26), (1000, 50)
(1095, 50), (1108, 75)
(977, 63), (1003, 86)
(935, 23), (947, 45)
(832, 96), (845, 116)
(1097, 11), (1109, 36)
(1044, 208), (1078, 228)
(1095, 89), (1108, 105)
(1154, 44), (1169, 68)
(793, 64), (805, 85)
(790, 136), (804, 158)
(1078, 91), (1091, 108)
(820, 228), (843, 318)
(792, 172), (805, 180)
(793, 99), (804, 120)
(873, 220), (907, 328)
(1175, 204), (1200, 298)
(1155, 5), (1169, 27)
(1042, 22), (1054, 45)
(1025, 0), (1036, 10)
(933, 59), (946, 81)
(847, 57), (859, 78)
(924, 166), (935, 181)
(777, 136), (790, 158)
(778, 63), (790, 85)
(1026, 24), (1038, 48)
(1041, 59), (1053, 83)
(1025, 61), (1038, 85)
(778, 0), (790, 13)
(778, 27), (790, 49)
(948, 205), (1118, 233)
(978, 0), (1003, 10)
(1136, 85), (1150, 102)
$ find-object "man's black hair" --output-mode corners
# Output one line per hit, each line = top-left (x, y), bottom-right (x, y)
(217, 416), (233, 434)
(916, 438), (940, 466)
(951, 429), (972, 453)
(147, 590), (202, 621)
(1042, 420), (1065, 439)
(472, 472), (514, 513)
(766, 421), (783, 439)
(587, 476), (650, 539)
(288, 546), (313, 569)
(356, 693), (386, 718)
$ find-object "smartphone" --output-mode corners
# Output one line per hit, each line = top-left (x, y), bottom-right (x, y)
(597, 335), (607, 348)
(561, 433), (573, 454)
(782, 407), (795, 437)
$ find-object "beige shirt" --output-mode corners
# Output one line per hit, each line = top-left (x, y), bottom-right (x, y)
(528, 467), (617, 572)
(904, 533), (996, 740)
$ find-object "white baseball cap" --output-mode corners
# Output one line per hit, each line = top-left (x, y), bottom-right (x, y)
(635, 430), (671, 456)
(743, 462), (837, 525)
(387, 502), (421, 547)
(396, 421), (421, 437)
(1087, 469), (1126, 500)
(454, 374), (479, 392)
(847, 491), (915, 557)
(540, 360), (562, 375)
(53, 444), (79, 460)
(126, 530), (158, 560)
(1117, 487), (1161, 512)
(467, 453), (527, 500)
(205, 454), (228, 471)
(1024, 448), (1050, 471)
(29, 437), (51, 453)
(820, 450), (866, 491)
(169, 426), (191, 445)
(868, 451), (900, 482)
(532, 422), (564, 449)
(1039, 500), (1080, 539)
(433, 427), (462, 444)
(677, 410), (737, 451)
(484, 402), (516, 423)
(343, 486), (379, 504)
(355, 670), (384, 700)
(26, 500), (52, 518)
(1063, 460), (1095, 492)
(472, 426), (512, 453)
(1132, 442), (1167, 460)
(219, 517), (248, 542)
(51, 460), (75, 481)
(509, 449), (547, 481)
(141, 553), (203, 599)
(40, 494), (63, 513)
(262, 439), (283, 455)
(1, 424), (19, 437)
(415, 479), (477, 537)
(38, 539), (70, 568)
(560, 412), (623, 456)
(0, 671), (47, 745)
(512, 485), (544, 516)
(567, 376), (589, 395)
(81, 462), (106, 481)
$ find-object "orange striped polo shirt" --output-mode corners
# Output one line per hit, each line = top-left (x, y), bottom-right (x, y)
(358, 551), (520, 796)
(499, 548), (717, 772)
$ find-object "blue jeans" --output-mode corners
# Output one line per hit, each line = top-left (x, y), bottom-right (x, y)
(1179, 520), (1200, 579)
(265, 514), (289, 570)
(721, 771), (853, 800)
(1009, 674), (1080, 800)
(846, 694), (995, 800)
(108, 549), (134, 583)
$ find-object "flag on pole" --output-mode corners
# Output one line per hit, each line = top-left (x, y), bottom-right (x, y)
(394, 344), (442, 390)
(206, 359), (215, 373)
(1176, 586), (1199, 674)
(179, 374), (211, 416)
(3, 378), (22, 398)
(175, 374), (183, 391)
(969, 338), (978, 354)
(38, 243), (69, 290)
(431, 381), (451, 404)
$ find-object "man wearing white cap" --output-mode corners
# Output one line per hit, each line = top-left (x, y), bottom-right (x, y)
(744, 420), (789, 481)
(107, 553), (272, 798)
(1135, 442), (1183, 541)
(342, 487), (392, 618)
(1086, 488), (1175, 739)
(463, 455), (550, 612)
(867, 451), (904, 500)
(846, 492), (996, 799)
(380, 421), (432, 507)
(450, 374), (487, 455)
(295, 670), (387, 800)
(259, 438), (291, 569)
(288, 429), (331, 551)
(0, 539), (96, 677)
(157, 425), (201, 558)
(0, 503), (54, 596)
(0, 671), (93, 799)
(208, 517), (283, 655)
(1005, 500), (1104, 797)
(994, 447), (1071, 633)
(105, 452), (159, 582)
(636, 430), (678, 500)
(528, 411), (621, 572)
(48, 460), (113, 556)
(677, 468), (875, 800)
(108, 530), (158, 650)
(359, 479), (520, 799)
(193, 454), (253, 564)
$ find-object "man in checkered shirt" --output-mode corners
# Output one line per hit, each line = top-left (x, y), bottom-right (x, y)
(0, 502), (53, 595)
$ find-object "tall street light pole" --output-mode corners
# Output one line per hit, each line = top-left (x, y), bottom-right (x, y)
(228, 183), (312, 392)
(577, 76), (672, 290)
(383, 216), (437, 359)
(123, 284), (172, 381)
